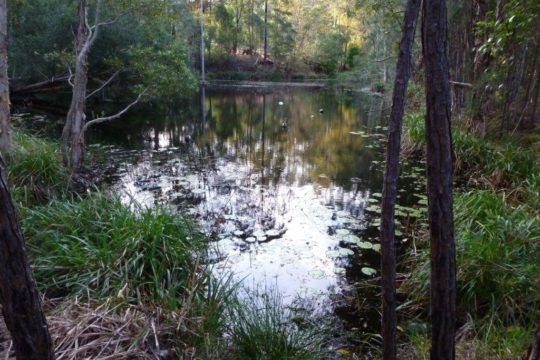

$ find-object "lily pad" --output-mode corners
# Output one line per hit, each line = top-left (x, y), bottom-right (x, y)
(334, 267), (346, 275)
(244, 237), (257, 243)
(358, 241), (374, 249)
(335, 229), (350, 236)
(309, 270), (326, 279)
(342, 235), (361, 245)
(338, 248), (355, 256)
(361, 267), (377, 276)
(233, 230), (245, 237)
(372, 244), (381, 252)
(326, 250), (340, 258)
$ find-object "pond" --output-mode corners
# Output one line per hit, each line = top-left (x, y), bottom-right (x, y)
(18, 86), (426, 340)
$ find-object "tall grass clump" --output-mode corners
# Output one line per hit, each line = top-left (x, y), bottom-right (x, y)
(227, 288), (329, 360)
(5, 131), (69, 204)
(403, 190), (540, 356)
(21, 192), (205, 307)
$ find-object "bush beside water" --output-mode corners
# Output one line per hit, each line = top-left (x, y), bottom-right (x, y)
(400, 113), (540, 358)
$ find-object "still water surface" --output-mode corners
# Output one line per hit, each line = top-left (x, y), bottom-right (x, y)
(22, 87), (425, 331)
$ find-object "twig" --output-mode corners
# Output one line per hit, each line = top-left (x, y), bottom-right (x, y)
(86, 70), (121, 99)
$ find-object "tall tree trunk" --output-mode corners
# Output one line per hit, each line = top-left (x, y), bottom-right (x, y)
(380, 0), (421, 359)
(422, 0), (456, 359)
(200, 0), (206, 82)
(263, 0), (268, 60)
(0, 0), (10, 152)
(62, 0), (89, 170)
(0, 157), (54, 360)
(470, 0), (490, 133)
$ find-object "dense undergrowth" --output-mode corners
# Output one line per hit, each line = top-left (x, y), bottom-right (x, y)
(3, 130), (329, 359)
(399, 110), (540, 358)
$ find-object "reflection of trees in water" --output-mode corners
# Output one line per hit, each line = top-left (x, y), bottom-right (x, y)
(195, 90), (385, 190)
(91, 89), (385, 191)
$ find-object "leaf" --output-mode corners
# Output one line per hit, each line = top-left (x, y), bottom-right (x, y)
(338, 248), (355, 256)
(342, 235), (361, 245)
(358, 241), (373, 249)
(361, 267), (377, 276)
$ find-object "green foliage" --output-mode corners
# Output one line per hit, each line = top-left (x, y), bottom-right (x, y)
(22, 193), (205, 307)
(345, 45), (362, 69)
(126, 43), (198, 101)
(6, 131), (69, 205)
(315, 32), (349, 74)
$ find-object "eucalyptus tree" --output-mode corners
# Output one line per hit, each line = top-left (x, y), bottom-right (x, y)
(422, 0), (456, 357)
(379, 0), (421, 358)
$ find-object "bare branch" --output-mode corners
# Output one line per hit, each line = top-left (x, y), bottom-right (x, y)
(375, 55), (395, 62)
(86, 70), (121, 99)
(83, 89), (147, 132)
(67, 66), (75, 88)
(449, 80), (473, 88)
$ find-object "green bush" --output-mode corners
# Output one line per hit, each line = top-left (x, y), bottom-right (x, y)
(22, 193), (205, 307)
(6, 131), (69, 205)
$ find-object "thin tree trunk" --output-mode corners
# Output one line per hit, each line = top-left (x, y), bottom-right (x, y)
(0, 157), (54, 360)
(0, 0), (10, 152)
(380, 0), (421, 359)
(263, 0), (268, 60)
(62, 0), (90, 170)
(422, 0), (456, 358)
(200, 0), (206, 82)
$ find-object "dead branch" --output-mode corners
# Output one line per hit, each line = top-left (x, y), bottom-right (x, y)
(449, 80), (473, 88)
(83, 89), (147, 132)
(86, 70), (120, 99)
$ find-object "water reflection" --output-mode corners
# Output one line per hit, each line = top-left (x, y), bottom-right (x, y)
(91, 88), (389, 304)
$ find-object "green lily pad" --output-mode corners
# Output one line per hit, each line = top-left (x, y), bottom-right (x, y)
(336, 229), (350, 236)
(338, 248), (355, 256)
(342, 235), (361, 245)
(358, 241), (373, 249)
(372, 244), (381, 252)
(361, 267), (377, 276)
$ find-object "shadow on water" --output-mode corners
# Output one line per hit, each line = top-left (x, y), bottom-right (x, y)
(15, 86), (426, 350)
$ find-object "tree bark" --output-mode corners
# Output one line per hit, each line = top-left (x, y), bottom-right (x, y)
(0, 0), (10, 152)
(422, 0), (456, 359)
(380, 0), (421, 358)
(200, 0), (206, 82)
(0, 157), (54, 359)
(263, 0), (268, 60)
(62, 0), (90, 170)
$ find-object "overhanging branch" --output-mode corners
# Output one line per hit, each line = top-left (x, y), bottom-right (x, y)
(86, 70), (121, 99)
(83, 89), (147, 132)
